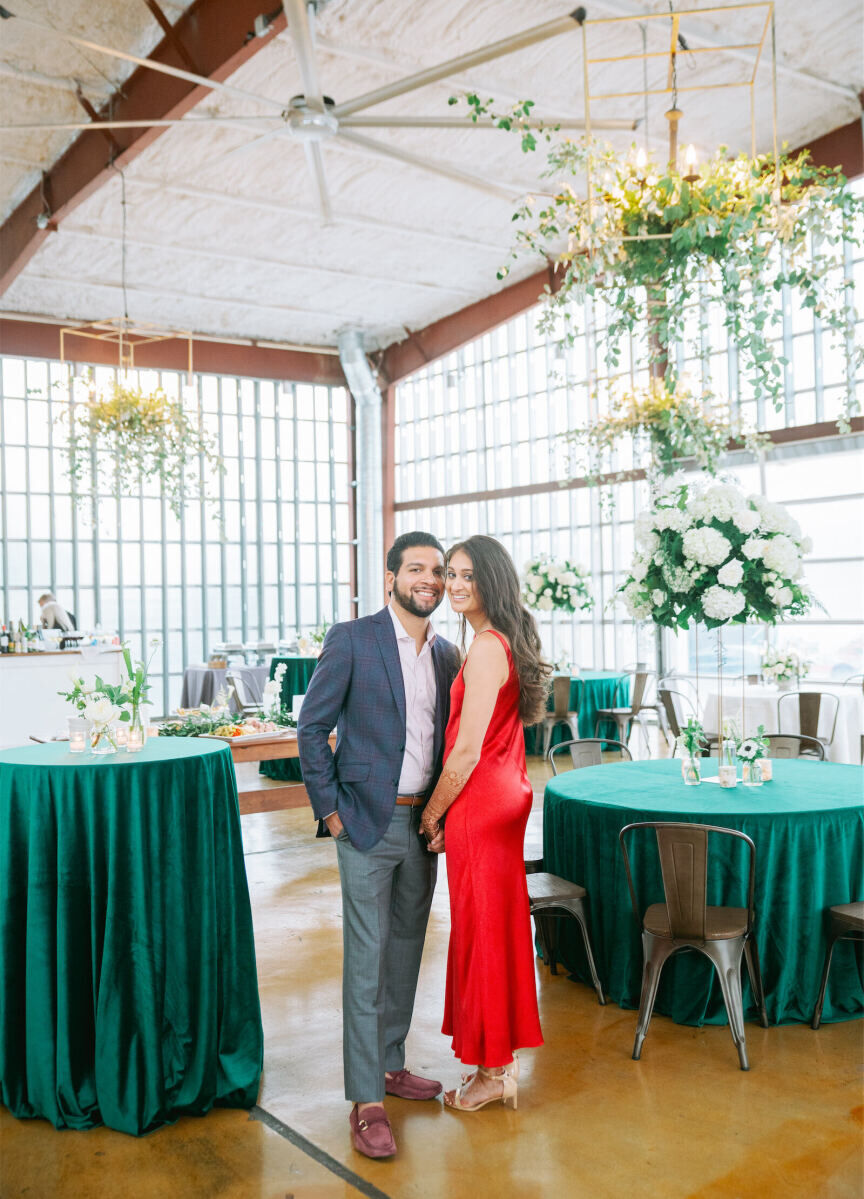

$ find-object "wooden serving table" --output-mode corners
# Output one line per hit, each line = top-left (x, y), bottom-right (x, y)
(229, 732), (335, 815)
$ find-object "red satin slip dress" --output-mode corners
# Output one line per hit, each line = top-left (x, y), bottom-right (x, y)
(441, 629), (543, 1067)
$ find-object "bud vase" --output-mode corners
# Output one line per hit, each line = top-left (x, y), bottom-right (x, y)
(90, 725), (116, 755)
(127, 705), (146, 753)
(681, 755), (701, 786)
(742, 760), (763, 787)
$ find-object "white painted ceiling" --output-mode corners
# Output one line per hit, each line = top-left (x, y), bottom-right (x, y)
(1, 0), (862, 351)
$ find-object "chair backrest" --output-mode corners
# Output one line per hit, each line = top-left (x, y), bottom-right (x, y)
(764, 733), (826, 760)
(226, 670), (258, 712)
(843, 673), (864, 694)
(619, 822), (757, 941)
(778, 690), (840, 742)
(548, 737), (632, 774)
(551, 674), (574, 719)
(630, 670), (650, 711)
(658, 687), (694, 741)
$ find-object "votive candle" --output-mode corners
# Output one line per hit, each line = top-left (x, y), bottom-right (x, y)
(127, 726), (144, 753)
(760, 758), (773, 781)
(146, 726), (160, 740)
(718, 764), (737, 788)
(69, 730), (86, 754)
(114, 724), (128, 748)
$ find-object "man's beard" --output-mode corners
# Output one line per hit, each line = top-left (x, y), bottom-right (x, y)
(392, 578), (443, 618)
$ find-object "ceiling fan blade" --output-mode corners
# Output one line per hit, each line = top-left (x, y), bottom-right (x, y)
(336, 129), (519, 201)
(283, 0), (325, 109)
(0, 116), (284, 133)
(339, 115), (637, 131)
(0, 8), (285, 112)
(304, 141), (333, 224)
(333, 8), (586, 117)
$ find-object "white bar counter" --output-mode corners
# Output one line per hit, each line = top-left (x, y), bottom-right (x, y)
(0, 648), (124, 749)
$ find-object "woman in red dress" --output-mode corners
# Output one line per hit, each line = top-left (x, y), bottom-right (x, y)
(421, 535), (552, 1112)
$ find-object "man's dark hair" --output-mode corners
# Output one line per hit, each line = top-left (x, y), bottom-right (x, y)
(386, 531), (444, 575)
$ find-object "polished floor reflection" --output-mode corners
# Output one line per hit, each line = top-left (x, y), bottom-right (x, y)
(2, 758), (862, 1199)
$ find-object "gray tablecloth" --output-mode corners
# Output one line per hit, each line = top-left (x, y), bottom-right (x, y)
(179, 665), (269, 712)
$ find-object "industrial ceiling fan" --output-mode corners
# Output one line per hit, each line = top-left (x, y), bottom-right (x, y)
(0, 2), (636, 224)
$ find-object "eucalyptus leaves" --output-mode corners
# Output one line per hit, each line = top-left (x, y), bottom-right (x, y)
(59, 376), (224, 518)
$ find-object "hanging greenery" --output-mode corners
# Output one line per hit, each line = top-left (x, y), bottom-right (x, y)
(456, 96), (864, 430)
(59, 376), (224, 518)
(564, 378), (770, 490)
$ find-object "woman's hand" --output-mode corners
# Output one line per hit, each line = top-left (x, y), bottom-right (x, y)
(420, 809), (440, 842)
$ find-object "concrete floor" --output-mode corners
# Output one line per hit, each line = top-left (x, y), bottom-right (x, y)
(2, 756), (862, 1199)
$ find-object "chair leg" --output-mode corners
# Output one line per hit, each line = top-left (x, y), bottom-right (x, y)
(541, 721), (552, 759)
(709, 938), (750, 1070)
(566, 898), (606, 1005)
(531, 911), (553, 970)
(743, 934), (769, 1028)
(633, 933), (674, 1060)
(811, 929), (842, 1030)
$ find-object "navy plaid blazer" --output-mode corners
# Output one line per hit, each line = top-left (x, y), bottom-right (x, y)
(297, 607), (461, 851)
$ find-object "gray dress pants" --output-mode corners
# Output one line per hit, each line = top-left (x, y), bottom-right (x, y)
(335, 805), (437, 1102)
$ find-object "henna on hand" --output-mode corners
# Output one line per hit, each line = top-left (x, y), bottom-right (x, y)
(423, 763), (472, 833)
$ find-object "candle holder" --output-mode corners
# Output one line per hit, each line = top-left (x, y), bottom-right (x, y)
(69, 729), (87, 754)
(718, 764), (737, 788)
(114, 723), (129, 749)
(760, 758), (773, 782)
(146, 726), (160, 740)
(127, 725), (145, 753)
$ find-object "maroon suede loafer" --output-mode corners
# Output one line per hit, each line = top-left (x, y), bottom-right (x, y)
(385, 1068), (443, 1101)
(349, 1104), (397, 1159)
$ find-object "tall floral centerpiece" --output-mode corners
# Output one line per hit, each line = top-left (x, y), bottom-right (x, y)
(523, 555), (594, 614)
(121, 639), (160, 747)
(618, 480), (812, 630)
(618, 479), (812, 776)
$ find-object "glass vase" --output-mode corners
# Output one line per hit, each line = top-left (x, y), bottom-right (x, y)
(90, 725), (117, 755)
(681, 755), (701, 786)
(127, 705), (145, 753)
(742, 760), (763, 787)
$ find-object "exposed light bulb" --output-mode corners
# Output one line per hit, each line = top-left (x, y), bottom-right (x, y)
(36, 211), (50, 230)
(685, 144), (696, 170)
(636, 147), (647, 172)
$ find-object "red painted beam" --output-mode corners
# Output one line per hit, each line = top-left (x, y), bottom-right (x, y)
(0, 0), (287, 295)
(792, 116), (864, 180)
(0, 318), (346, 385)
(378, 266), (555, 385)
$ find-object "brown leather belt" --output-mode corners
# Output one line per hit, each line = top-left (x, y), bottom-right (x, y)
(395, 793), (428, 807)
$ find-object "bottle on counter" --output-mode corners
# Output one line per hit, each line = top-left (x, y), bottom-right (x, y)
(0, 624), (8, 653)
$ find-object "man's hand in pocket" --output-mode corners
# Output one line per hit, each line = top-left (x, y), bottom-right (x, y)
(325, 812), (344, 839)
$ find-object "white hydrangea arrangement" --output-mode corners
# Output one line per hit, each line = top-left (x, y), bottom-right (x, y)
(761, 648), (811, 684)
(523, 554), (594, 614)
(618, 479), (813, 629)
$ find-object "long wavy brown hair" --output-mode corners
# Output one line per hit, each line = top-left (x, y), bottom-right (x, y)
(447, 535), (552, 726)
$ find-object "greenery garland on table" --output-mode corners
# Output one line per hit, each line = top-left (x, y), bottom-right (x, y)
(617, 479), (813, 631)
(564, 378), (770, 489)
(454, 95), (864, 429)
(58, 376), (224, 518)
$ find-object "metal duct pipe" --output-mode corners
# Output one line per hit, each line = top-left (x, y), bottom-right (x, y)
(338, 328), (383, 616)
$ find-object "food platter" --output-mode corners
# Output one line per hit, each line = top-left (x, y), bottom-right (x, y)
(199, 729), (298, 746)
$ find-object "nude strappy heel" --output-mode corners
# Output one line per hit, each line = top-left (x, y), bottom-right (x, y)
(445, 1062), (518, 1112)
(460, 1053), (519, 1087)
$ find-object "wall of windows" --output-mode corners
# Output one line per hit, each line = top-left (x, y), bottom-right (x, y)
(0, 355), (354, 712)
(393, 202), (864, 679)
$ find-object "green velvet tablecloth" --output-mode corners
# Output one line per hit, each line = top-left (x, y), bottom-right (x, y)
(259, 655), (319, 783)
(0, 738), (263, 1135)
(524, 670), (630, 755)
(543, 758), (864, 1026)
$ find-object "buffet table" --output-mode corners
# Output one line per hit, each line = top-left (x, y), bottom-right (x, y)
(543, 758), (863, 1026)
(524, 670), (630, 754)
(703, 684), (863, 764)
(0, 738), (263, 1134)
(0, 648), (124, 749)
(259, 655), (319, 783)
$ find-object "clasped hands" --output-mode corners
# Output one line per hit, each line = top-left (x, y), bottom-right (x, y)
(421, 805), (445, 854)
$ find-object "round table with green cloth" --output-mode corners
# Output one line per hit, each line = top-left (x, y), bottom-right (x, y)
(259, 655), (319, 782)
(0, 738), (264, 1135)
(524, 670), (630, 755)
(542, 758), (864, 1026)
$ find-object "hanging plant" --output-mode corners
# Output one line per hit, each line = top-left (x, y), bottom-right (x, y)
(564, 378), (770, 490)
(58, 375), (224, 518)
(523, 554), (594, 614)
(455, 97), (864, 429)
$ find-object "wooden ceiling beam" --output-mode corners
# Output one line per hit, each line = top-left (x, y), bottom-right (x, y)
(0, 0), (287, 296)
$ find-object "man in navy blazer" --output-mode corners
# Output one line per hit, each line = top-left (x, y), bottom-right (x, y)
(298, 532), (460, 1159)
